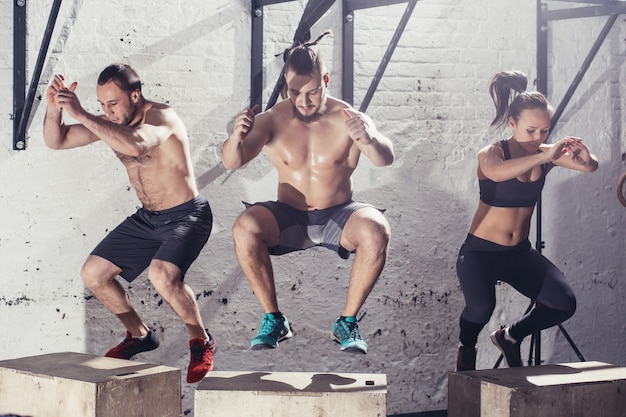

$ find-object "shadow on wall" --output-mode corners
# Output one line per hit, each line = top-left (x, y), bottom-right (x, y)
(0, 415), (33, 417)
(36, 2), (244, 124)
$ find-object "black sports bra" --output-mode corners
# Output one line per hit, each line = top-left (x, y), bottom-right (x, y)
(479, 140), (547, 208)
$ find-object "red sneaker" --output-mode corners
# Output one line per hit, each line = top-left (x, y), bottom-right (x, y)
(490, 327), (522, 368)
(105, 329), (160, 359)
(187, 334), (216, 383)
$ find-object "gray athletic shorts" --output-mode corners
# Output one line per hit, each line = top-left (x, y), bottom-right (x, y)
(243, 200), (380, 259)
(91, 195), (213, 282)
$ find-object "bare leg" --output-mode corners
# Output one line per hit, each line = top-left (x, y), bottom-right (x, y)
(81, 255), (149, 337)
(231, 205), (281, 313)
(339, 207), (391, 317)
(148, 260), (208, 340)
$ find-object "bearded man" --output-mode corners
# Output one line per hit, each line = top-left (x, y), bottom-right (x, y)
(44, 63), (215, 383)
(222, 38), (394, 354)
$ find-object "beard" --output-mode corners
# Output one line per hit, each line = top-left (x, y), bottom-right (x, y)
(291, 97), (328, 123)
(118, 104), (139, 127)
(109, 94), (139, 126)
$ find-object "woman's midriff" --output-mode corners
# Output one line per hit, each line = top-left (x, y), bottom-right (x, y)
(468, 201), (535, 247)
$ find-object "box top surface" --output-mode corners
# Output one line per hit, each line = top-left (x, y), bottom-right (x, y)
(452, 361), (626, 388)
(198, 371), (387, 394)
(0, 352), (180, 383)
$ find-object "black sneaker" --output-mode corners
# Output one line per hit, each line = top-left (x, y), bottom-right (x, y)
(105, 329), (160, 359)
(456, 345), (477, 371)
(490, 326), (522, 367)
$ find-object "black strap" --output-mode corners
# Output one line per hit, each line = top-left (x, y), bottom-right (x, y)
(500, 139), (511, 160)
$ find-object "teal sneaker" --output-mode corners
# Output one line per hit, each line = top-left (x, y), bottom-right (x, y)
(251, 313), (293, 350)
(332, 316), (367, 354)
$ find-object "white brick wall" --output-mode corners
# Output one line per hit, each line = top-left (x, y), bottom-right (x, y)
(0, 0), (624, 415)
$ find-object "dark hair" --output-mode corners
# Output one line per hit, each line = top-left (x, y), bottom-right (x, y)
(488, 70), (552, 128)
(97, 63), (142, 93)
(283, 30), (332, 76)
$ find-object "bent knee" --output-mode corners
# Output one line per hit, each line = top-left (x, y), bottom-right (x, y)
(148, 261), (183, 294)
(345, 216), (390, 252)
(367, 224), (390, 254)
(232, 212), (257, 238)
(543, 288), (577, 318)
(232, 207), (278, 246)
(561, 294), (577, 319)
(80, 256), (118, 289)
(461, 304), (495, 325)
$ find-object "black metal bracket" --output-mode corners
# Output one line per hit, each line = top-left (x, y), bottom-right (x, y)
(537, 0), (626, 132)
(250, 0), (417, 111)
(13, 0), (26, 150)
(342, 0), (417, 111)
(12, 0), (63, 150)
(532, 0), (626, 367)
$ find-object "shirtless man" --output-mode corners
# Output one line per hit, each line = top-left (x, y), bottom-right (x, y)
(222, 41), (394, 354)
(44, 63), (215, 383)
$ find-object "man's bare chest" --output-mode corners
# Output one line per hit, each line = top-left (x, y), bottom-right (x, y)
(268, 132), (352, 169)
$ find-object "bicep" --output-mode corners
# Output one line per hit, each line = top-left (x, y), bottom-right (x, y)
(61, 124), (100, 149)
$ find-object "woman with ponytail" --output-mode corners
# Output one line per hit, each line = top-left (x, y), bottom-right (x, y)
(455, 70), (598, 371)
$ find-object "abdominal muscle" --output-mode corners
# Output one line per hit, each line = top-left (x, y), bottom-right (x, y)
(468, 201), (535, 247)
(118, 148), (197, 211)
(276, 166), (355, 211)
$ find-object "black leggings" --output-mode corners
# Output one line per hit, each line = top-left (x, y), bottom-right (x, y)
(456, 234), (576, 347)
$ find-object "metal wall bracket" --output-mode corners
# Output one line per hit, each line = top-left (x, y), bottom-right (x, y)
(533, 0), (626, 366)
(537, 0), (626, 132)
(250, 0), (417, 112)
(13, 0), (27, 150)
(12, 0), (63, 150)
(342, 0), (417, 111)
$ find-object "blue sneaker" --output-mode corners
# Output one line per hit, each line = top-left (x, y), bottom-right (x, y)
(332, 316), (367, 354)
(251, 313), (293, 350)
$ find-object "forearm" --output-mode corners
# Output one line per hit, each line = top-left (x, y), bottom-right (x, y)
(575, 153), (599, 172)
(551, 147), (599, 173)
(359, 136), (394, 166)
(42, 108), (68, 149)
(221, 136), (246, 169)
(75, 111), (145, 156)
(484, 152), (548, 182)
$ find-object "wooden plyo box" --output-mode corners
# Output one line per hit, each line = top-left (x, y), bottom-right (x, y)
(448, 361), (626, 417)
(0, 352), (181, 417)
(195, 371), (387, 417)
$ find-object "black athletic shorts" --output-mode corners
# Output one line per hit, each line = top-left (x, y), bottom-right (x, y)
(91, 195), (213, 282)
(244, 200), (379, 259)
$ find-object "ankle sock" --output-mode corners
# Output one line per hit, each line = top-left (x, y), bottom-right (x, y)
(131, 330), (151, 340)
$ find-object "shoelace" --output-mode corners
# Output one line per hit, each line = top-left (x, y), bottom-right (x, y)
(259, 315), (283, 336)
(340, 311), (367, 340)
(117, 335), (138, 349)
(346, 321), (363, 340)
(337, 318), (363, 341)
(190, 340), (210, 362)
